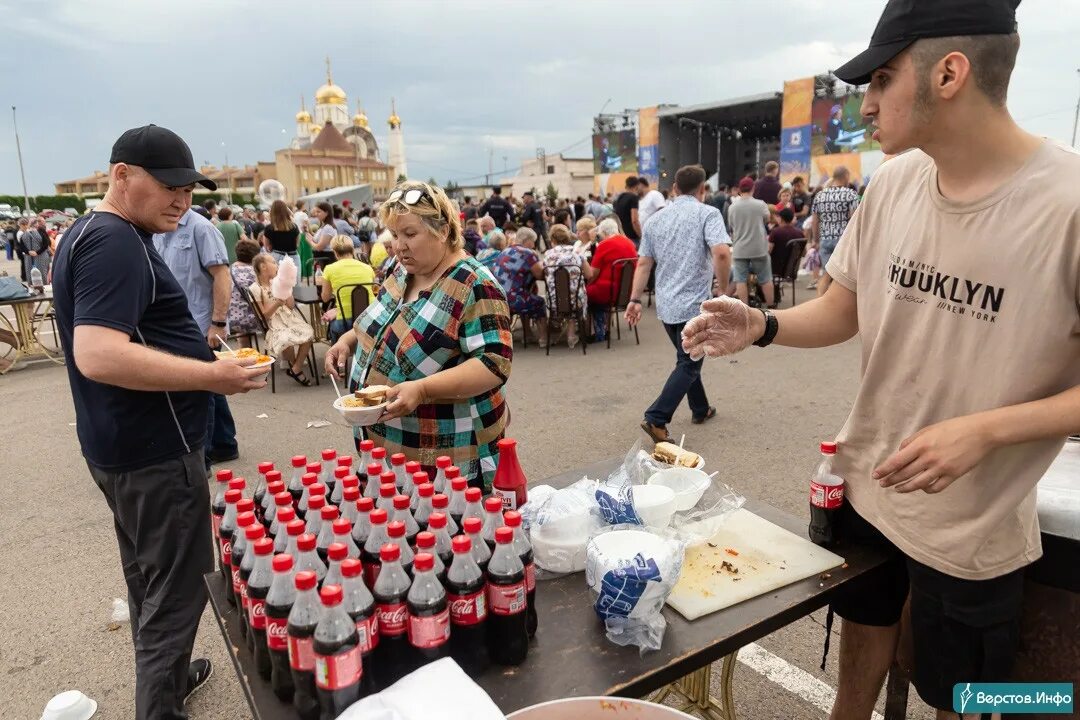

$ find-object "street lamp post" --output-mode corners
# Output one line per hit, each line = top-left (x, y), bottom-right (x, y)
(221, 141), (232, 205)
(12, 106), (32, 215)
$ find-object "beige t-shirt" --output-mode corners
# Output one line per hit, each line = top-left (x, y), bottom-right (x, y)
(827, 141), (1080, 581)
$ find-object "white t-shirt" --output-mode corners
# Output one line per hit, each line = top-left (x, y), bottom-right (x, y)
(639, 189), (666, 225)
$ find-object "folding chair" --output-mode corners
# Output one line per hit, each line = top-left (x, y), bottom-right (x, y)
(547, 266), (587, 356)
(246, 288), (319, 393)
(780, 238), (807, 308)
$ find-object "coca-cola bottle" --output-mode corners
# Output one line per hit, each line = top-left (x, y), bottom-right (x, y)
(284, 518), (306, 560)
(363, 462), (383, 500)
(219, 488), (242, 605)
(431, 493), (458, 536)
(330, 466), (349, 506)
(357, 439), (375, 488)
(331, 518), (361, 560)
(414, 532), (446, 585)
(265, 553), (296, 701)
(390, 452), (408, 491)
(486, 527), (528, 665)
(319, 448), (338, 496)
(370, 447), (389, 479)
(481, 496), (505, 551)
(340, 558), (378, 696)
(426, 513), (455, 569)
(288, 570), (323, 720)
(387, 520), (415, 576)
(231, 511), (257, 639)
(263, 475), (285, 531)
(433, 456), (452, 495)
(463, 517), (491, 574)
(414, 483), (435, 531)
(324, 542), (349, 590)
(492, 438), (528, 510)
(288, 455), (308, 504)
(392, 495), (419, 547)
(372, 543), (414, 687)
(407, 553), (450, 665)
(446, 535), (489, 676)
(504, 510), (537, 638)
(352, 497), (374, 549)
(246, 536), (275, 680)
(409, 469), (426, 511)
(274, 507), (297, 554)
(297, 472), (319, 520)
(461, 487), (484, 526)
(316, 505), (340, 564)
(211, 469), (233, 549)
(238, 522), (265, 646)
(447, 473), (468, 530)
(361, 509), (390, 588)
(305, 494), (327, 540)
(337, 455), (354, 472)
(340, 486), (361, 527)
(268, 492), (294, 540)
(809, 441), (844, 547)
(254, 461), (273, 524)
(376, 481), (397, 514)
(295, 533), (327, 587)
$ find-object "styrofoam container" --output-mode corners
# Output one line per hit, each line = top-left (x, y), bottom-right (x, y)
(40, 691), (97, 720)
(631, 484), (676, 528)
(333, 396), (388, 427)
(585, 529), (681, 618)
(509, 697), (696, 719)
(531, 529), (590, 573)
(647, 468), (711, 511)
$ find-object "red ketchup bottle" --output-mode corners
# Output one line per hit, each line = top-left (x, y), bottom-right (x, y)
(492, 438), (527, 510)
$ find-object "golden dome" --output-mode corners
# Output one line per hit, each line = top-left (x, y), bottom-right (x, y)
(388, 97), (401, 128)
(310, 123), (322, 135)
(315, 56), (346, 105)
(296, 109), (312, 122)
(352, 99), (369, 128)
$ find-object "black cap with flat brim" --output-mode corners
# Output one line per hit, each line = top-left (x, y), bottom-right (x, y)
(109, 124), (217, 191)
(834, 0), (1020, 86)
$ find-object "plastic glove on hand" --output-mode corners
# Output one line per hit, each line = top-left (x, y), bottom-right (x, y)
(681, 296), (755, 360)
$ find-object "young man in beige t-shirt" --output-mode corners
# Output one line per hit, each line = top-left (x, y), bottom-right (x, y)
(682, 1), (1080, 718)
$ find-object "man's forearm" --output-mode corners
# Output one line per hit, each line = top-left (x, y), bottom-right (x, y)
(982, 385), (1080, 448)
(629, 257), (654, 300)
(210, 266), (232, 322)
(751, 281), (858, 348)
(76, 337), (215, 392)
(713, 253), (731, 296)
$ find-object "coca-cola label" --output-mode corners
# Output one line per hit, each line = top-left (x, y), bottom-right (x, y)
(288, 634), (315, 671)
(356, 614), (379, 653)
(408, 609), (450, 649)
(231, 568), (242, 596)
(447, 589), (487, 626)
(376, 601), (407, 636)
(247, 597), (267, 630)
(524, 562), (536, 593)
(212, 514), (222, 538)
(220, 538), (232, 567)
(492, 487), (518, 510)
(240, 582), (249, 612)
(315, 645), (361, 690)
(487, 581), (526, 616)
(810, 480), (844, 510)
(266, 616), (288, 651)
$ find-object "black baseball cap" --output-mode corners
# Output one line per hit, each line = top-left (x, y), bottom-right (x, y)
(109, 124), (217, 190)
(834, 0), (1020, 86)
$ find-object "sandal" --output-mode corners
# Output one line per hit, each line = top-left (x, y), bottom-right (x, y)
(285, 368), (311, 386)
(640, 421), (671, 443)
(691, 406), (717, 424)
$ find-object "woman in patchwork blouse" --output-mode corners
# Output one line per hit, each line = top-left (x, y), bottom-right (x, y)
(325, 181), (513, 489)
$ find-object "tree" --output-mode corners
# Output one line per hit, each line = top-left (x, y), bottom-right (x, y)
(396, 173), (408, 184)
(544, 181), (559, 205)
(427, 176), (439, 188)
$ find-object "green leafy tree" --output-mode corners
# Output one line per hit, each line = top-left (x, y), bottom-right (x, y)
(396, 173), (408, 184)
(544, 181), (559, 204)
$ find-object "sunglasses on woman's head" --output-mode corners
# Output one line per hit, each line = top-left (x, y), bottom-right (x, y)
(387, 188), (430, 206)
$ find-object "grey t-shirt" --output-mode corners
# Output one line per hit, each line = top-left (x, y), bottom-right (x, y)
(727, 196), (770, 259)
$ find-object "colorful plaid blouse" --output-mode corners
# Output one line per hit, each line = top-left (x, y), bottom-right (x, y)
(349, 256), (513, 489)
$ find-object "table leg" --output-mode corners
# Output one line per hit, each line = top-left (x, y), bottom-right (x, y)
(14, 301), (63, 364)
(645, 652), (737, 720)
(0, 311), (21, 374)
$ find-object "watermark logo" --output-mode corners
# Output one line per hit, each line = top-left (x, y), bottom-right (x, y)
(953, 683), (1073, 714)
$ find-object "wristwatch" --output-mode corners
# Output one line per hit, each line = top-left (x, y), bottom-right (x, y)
(752, 308), (778, 347)
(211, 320), (227, 328)
(628, 299), (642, 306)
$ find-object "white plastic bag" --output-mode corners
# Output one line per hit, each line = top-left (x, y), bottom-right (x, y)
(529, 478), (604, 574)
(107, 598), (130, 630)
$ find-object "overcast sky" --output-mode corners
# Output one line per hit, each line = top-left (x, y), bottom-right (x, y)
(3, 0), (1079, 195)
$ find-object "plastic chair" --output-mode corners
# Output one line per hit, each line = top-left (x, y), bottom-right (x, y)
(603, 257), (640, 349)
(779, 238), (807, 308)
(334, 283), (376, 328)
(547, 266), (586, 356)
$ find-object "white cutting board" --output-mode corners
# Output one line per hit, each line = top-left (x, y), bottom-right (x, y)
(667, 508), (845, 621)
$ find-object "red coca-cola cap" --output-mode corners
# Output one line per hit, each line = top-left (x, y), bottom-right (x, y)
(341, 558), (362, 578)
(225, 489), (242, 503)
(216, 469), (233, 482)
(334, 466), (349, 480)
(320, 505), (339, 521)
(387, 520), (406, 538)
(380, 472), (396, 486)
(320, 584), (343, 606)
(254, 537), (274, 555)
(295, 570), (317, 590)
(495, 527), (514, 544)
(291, 455), (307, 468)
(302, 473), (318, 487)
(272, 554), (293, 573)
(328, 543), (348, 561)
(245, 524), (264, 541)
(504, 510), (522, 528)
(413, 471), (429, 486)
(436, 455), (452, 469)
(287, 519), (305, 536)
(321, 449), (337, 461)
(452, 535), (471, 554)
(432, 493), (448, 509)
(343, 487), (360, 502)
(415, 531), (435, 549)
(393, 495), (410, 510)
(266, 470), (282, 483)
(332, 518), (351, 535)
(297, 533), (317, 551)
(237, 499), (255, 514)
(465, 487), (481, 502)
(380, 483), (397, 498)
(274, 491), (292, 506)
(463, 517), (482, 534)
(414, 553), (434, 572)
(400, 463), (417, 477)
(228, 478), (246, 491)
(306, 462), (321, 474)
(428, 512), (447, 529)
(237, 510), (255, 527)
(497, 438), (517, 451)
(258, 461), (274, 474)
(450, 476), (466, 490)
(446, 466), (461, 480)
(484, 497), (502, 512)
(366, 463), (383, 477)
(820, 441), (838, 454)
(267, 482), (284, 496)
(309, 483), (326, 497)
(390, 452), (406, 466)
(277, 507), (296, 524)
(308, 495), (325, 511)
(358, 497), (375, 512)
(369, 508), (388, 525)
(343, 475), (360, 488)
(359, 439), (374, 452)
(371, 447), (386, 459)
(379, 543), (400, 562)
(417, 483), (434, 498)
(336, 456), (352, 467)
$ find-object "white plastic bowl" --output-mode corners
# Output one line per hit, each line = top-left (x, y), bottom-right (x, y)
(333, 395), (387, 427)
(531, 529), (590, 573)
(509, 697), (696, 719)
(585, 528), (681, 619)
(631, 484), (676, 528)
(41, 691), (97, 720)
(647, 467), (711, 511)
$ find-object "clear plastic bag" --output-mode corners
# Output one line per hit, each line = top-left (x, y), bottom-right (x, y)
(669, 479), (746, 545)
(529, 478), (604, 575)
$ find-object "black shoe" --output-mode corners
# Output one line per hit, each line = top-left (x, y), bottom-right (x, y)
(691, 406), (717, 424)
(207, 449), (239, 464)
(184, 658), (213, 706)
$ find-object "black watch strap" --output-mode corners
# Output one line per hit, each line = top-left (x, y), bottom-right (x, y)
(211, 320), (227, 328)
(753, 308), (778, 347)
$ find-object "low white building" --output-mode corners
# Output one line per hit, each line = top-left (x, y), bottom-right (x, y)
(504, 154), (594, 201)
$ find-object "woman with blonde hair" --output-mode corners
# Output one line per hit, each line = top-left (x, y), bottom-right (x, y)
(542, 223), (595, 349)
(325, 180), (513, 489)
(320, 234), (376, 342)
(573, 216), (597, 255)
(249, 253), (316, 385)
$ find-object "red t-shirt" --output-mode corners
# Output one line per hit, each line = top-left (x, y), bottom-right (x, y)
(588, 234), (638, 303)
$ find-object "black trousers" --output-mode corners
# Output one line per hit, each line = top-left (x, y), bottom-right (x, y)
(88, 450), (215, 720)
(644, 321), (710, 426)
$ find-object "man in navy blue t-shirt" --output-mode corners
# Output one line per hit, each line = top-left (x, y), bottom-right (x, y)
(52, 125), (266, 720)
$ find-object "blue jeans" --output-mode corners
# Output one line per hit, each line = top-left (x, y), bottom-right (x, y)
(205, 393), (237, 466)
(644, 321), (710, 426)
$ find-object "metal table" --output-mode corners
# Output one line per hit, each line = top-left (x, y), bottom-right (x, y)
(0, 288), (63, 373)
(206, 457), (894, 719)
